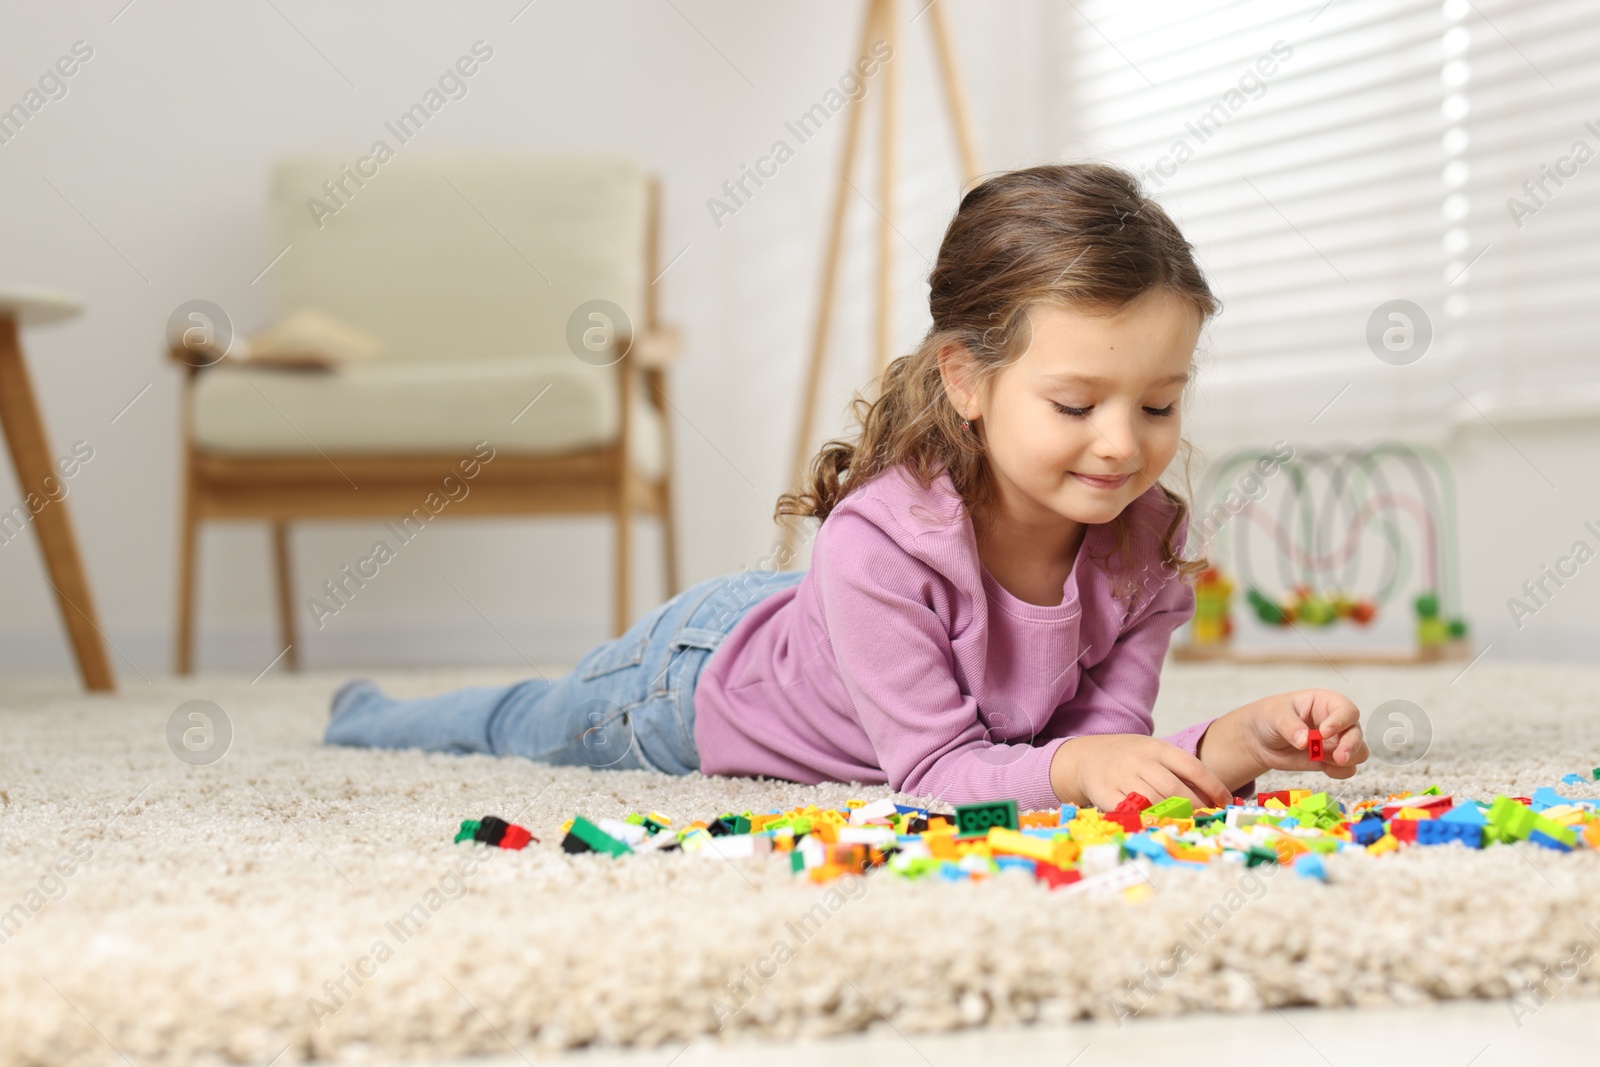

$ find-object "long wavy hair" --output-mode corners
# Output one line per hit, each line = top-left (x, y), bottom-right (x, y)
(775, 161), (1221, 589)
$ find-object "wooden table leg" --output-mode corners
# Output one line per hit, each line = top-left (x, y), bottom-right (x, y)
(0, 316), (115, 690)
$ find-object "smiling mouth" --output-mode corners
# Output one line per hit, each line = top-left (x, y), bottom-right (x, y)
(1072, 471), (1133, 490)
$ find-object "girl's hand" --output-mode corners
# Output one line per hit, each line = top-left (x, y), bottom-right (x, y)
(1241, 688), (1369, 778)
(1049, 734), (1231, 811)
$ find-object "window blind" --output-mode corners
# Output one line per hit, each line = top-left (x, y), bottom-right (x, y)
(1058, 0), (1596, 428)
(1448, 0), (1600, 399)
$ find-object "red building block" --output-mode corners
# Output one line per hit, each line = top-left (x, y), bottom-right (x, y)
(499, 824), (535, 850)
(1034, 862), (1083, 890)
(1306, 730), (1323, 762)
(1106, 791), (1151, 834)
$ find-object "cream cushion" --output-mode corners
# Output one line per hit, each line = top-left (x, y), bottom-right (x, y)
(191, 152), (662, 476)
(191, 355), (664, 480)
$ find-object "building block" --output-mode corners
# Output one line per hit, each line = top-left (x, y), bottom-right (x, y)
(1306, 729), (1323, 762)
(986, 827), (1055, 863)
(1415, 820), (1482, 848)
(1034, 861), (1083, 889)
(454, 819), (481, 844)
(473, 816), (511, 846)
(499, 824), (534, 850)
(561, 815), (633, 857)
(954, 800), (1020, 834)
(1143, 796), (1193, 821)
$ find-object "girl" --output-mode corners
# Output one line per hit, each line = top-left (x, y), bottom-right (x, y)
(326, 161), (1369, 810)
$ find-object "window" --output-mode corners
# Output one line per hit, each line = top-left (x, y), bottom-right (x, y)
(1057, 0), (1600, 431)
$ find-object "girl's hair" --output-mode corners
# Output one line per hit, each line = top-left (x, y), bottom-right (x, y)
(775, 161), (1220, 589)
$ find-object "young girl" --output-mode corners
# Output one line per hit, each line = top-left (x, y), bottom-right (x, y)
(326, 161), (1369, 810)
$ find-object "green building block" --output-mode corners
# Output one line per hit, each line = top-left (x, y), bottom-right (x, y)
(454, 820), (481, 844)
(1142, 797), (1193, 820)
(1244, 845), (1280, 867)
(954, 800), (1019, 834)
(564, 815), (633, 857)
(1488, 796), (1536, 841)
(732, 815), (752, 835)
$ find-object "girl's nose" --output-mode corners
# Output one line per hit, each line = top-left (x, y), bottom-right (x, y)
(1091, 413), (1139, 465)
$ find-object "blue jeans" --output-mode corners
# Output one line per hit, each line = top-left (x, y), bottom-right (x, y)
(323, 568), (805, 775)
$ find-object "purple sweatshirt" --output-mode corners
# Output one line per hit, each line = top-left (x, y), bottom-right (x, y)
(693, 464), (1217, 809)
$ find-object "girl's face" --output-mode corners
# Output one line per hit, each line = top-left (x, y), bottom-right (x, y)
(952, 289), (1199, 530)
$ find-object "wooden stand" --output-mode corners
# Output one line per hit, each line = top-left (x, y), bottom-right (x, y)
(0, 292), (115, 690)
(780, 0), (983, 562)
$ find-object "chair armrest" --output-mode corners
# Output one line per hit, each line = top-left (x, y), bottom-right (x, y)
(630, 325), (682, 369)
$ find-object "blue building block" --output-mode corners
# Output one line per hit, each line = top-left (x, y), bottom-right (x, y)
(1416, 819), (1483, 848)
(994, 855), (1037, 874)
(1529, 829), (1574, 852)
(1058, 804), (1078, 824)
(1294, 853), (1327, 881)
(1352, 817), (1386, 846)
(1440, 802), (1487, 825)
(1115, 834), (1167, 865)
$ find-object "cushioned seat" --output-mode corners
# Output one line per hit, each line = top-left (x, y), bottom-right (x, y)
(191, 353), (664, 480)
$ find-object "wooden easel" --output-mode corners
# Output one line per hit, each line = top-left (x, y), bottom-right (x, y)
(779, 0), (983, 562)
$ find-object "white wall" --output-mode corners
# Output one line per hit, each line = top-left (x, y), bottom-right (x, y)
(3, 2), (1592, 681)
(0, 0), (1058, 677)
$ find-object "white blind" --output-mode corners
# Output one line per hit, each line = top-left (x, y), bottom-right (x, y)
(1450, 0), (1600, 395)
(1059, 0), (1600, 423)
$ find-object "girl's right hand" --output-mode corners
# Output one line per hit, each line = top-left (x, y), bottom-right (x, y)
(1049, 734), (1231, 811)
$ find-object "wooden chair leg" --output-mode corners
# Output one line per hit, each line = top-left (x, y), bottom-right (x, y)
(271, 522), (298, 671)
(0, 317), (115, 690)
(613, 486), (631, 638)
(174, 458), (199, 676)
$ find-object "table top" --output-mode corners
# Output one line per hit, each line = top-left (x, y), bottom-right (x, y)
(0, 285), (84, 327)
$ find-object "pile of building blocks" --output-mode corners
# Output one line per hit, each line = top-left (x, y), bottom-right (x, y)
(454, 773), (1600, 895)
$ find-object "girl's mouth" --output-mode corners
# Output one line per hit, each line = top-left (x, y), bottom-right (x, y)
(1072, 471), (1132, 490)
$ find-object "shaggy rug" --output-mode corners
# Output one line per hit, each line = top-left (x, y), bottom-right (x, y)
(2, 659), (1599, 1066)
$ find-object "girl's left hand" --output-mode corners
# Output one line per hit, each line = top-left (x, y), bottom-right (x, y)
(1247, 688), (1369, 779)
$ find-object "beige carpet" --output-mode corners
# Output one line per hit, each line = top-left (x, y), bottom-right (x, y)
(3, 660), (1600, 1066)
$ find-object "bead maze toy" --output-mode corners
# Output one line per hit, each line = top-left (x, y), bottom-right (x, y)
(1176, 443), (1472, 664)
(454, 772), (1600, 894)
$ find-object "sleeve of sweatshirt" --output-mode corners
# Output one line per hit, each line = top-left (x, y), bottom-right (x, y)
(815, 508), (1068, 811)
(1062, 558), (1257, 800)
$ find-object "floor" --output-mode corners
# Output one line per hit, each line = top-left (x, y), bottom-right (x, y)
(3, 660), (1599, 1066)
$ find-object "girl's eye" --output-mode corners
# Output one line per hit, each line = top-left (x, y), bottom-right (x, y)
(1144, 404), (1177, 417)
(1051, 401), (1091, 417)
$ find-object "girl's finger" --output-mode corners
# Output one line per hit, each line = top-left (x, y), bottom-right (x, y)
(1308, 689), (1362, 734)
(1133, 767), (1206, 808)
(1157, 748), (1231, 808)
(1271, 699), (1314, 752)
(1330, 731), (1369, 767)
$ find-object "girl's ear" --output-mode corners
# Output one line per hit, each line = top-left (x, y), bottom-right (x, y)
(936, 342), (981, 420)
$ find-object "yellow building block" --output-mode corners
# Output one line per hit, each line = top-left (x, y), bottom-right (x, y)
(1367, 833), (1400, 856)
(986, 827), (1055, 863)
